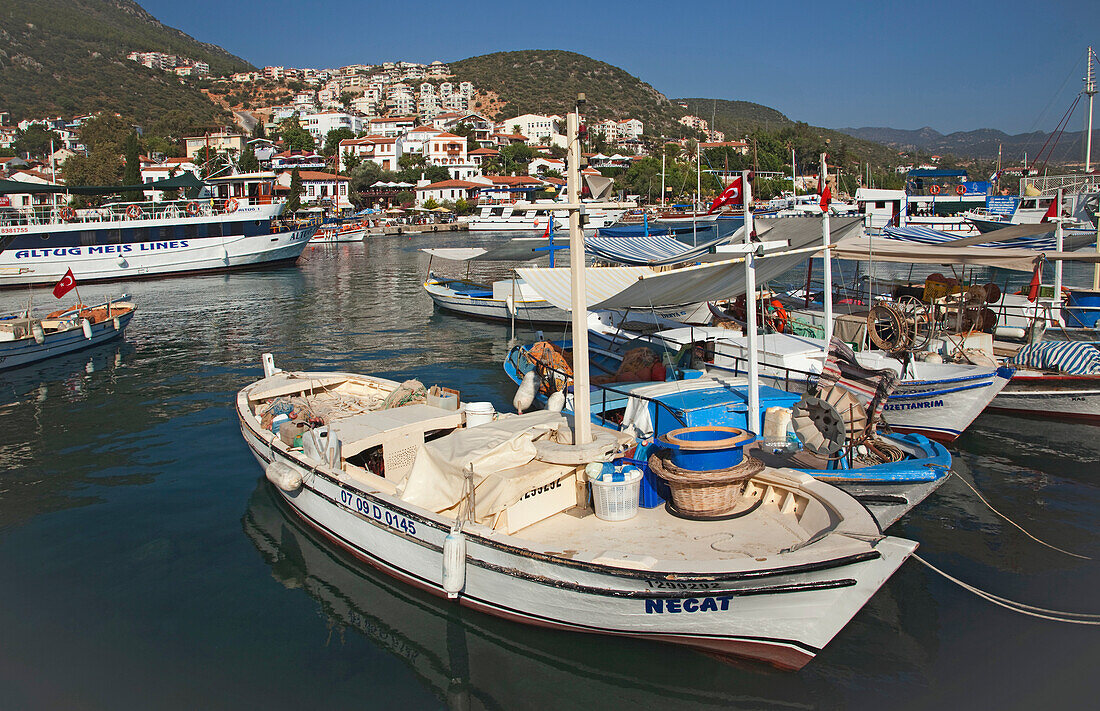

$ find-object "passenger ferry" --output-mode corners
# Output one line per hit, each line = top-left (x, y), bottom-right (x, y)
(0, 173), (317, 286)
(468, 200), (625, 232)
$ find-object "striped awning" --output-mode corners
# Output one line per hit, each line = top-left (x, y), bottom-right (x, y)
(585, 233), (730, 266)
(883, 224), (1093, 251)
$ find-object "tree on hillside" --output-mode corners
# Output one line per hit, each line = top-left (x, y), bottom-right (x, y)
(342, 151), (361, 172)
(339, 91), (356, 110)
(123, 132), (142, 201)
(285, 168), (303, 213)
(79, 114), (134, 155)
(323, 128), (356, 158)
(279, 115), (315, 152)
(398, 153), (427, 171)
(62, 152), (124, 205)
(14, 125), (60, 159)
(238, 144), (259, 172)
(252, 120), (267, 139)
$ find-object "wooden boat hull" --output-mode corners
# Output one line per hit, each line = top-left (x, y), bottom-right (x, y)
(237, 371), (917, 671)
(987, 373), (1100, 422)
(0, 308), (134, 371)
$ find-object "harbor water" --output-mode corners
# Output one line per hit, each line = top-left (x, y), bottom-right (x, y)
(1, 232), (1098, 709)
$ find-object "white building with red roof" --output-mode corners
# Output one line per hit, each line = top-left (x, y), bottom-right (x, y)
(276, 170), (352, 209)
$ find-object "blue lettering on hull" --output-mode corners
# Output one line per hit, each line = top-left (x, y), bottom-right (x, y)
(645, 596), (732, 613)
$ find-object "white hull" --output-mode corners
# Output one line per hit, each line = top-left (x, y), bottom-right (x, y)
(239, 415), (913, 669)
(0, 226), (315, 285)
(0, 310), (134, 370)
(238, 369), (918, 670)
(989, 373), (1100, 422)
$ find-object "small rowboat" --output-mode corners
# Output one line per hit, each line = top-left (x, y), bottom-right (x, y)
(0, 296), (136, 371)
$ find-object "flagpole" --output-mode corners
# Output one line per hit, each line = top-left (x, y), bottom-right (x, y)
(1054, 188), (1063, 308)
(742, 169), (760, 436)
(821, 153), (833, 351)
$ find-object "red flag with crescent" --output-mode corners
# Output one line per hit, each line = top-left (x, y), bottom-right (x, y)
(53, 268), (76, 299)
(707, 177), (743, 214)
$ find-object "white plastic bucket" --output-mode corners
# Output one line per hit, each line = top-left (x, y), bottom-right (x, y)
(591, 468), (642, 521)
(465, 402), (496, 428)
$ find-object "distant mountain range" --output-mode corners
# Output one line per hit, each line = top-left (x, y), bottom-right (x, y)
(836, 125), (1100, 163)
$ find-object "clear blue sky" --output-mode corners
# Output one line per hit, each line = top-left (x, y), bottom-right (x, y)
(139, 0), (1097, 135)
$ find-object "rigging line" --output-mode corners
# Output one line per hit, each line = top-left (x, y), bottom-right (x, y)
(1020, 52), (1085, 155)
(950, 470), (1092, 560)
(912, 555), (1100, 625)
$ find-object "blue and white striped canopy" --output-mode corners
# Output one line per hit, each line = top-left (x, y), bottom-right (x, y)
(585, 234), (729, 266)
(883, 226), (1061, 251)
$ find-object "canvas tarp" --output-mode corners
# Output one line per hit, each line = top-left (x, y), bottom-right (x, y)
(421, 237), (567, 262)
(0, 173), (205, 196)
(396, 411), (574, 522)
(831, 235), (1100, 271)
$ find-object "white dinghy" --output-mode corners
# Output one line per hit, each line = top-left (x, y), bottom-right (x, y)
(236, 101), (917, 670)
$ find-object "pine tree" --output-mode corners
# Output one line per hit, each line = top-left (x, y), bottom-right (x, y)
(238, 145), (259, 172)
(285, 168), (302, 214)
(123, 132), (142, 201)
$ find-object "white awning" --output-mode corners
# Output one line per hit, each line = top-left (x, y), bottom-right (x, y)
(831, 235), (1100, 272)
(422, 238), (569, 262)
(518, 217), (864, 311)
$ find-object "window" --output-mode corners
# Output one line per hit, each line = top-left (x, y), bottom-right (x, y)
(307, 185), (315, 196)
(875, 201), (886, 209)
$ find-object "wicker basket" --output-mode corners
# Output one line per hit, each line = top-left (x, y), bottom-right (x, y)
(648, 450), (763, 517)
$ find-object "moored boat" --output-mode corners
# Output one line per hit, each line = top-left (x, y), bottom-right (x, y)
(237, 363), (918, 670)
(0, 173), (317, 285)
(0, 296), (135, 370)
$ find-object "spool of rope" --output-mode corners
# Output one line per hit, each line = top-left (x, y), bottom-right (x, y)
(791, 386), (867, 456)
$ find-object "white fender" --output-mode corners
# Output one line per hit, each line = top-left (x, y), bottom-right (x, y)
(265, 461), (304, 492)
(31, 322), (45, 344)
(112, 317), (120, 330)
(81, 319), (93, 339)
(505, 294), (516, 317)
(442, 529), (466, 598)
(546, 390), (566, 413)
(513, 370), (539, 413)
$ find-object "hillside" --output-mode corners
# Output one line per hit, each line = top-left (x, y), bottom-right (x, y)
(675, 97), (903, 168)
(837, 125), (1099, 163)
(675, 98), (792, 133)
(0, 0), (252, 131)
(450, 50), (687, 135)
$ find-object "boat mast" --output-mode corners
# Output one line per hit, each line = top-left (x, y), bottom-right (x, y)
(660, 152), (666, 209)
(566, 99), (593, 446)
(694, 140), (701, 246)
(821, 153), (833, 351)
(742, 170), (761, 435)
(1085, 46), (1096, 173)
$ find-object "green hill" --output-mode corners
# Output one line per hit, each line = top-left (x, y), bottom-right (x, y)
(451, 50), (687, 135)
(675, 98), (792, 133)
(0, 0), (252, 131)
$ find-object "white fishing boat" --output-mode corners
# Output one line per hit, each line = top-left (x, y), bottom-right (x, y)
(0, 296), (135, 370)
(312, 222), (367, 243)
(468, 201), (624, 232)
(0, 172), (317, 286)
(587, 319), (1011, 443)
(237, 105), (917, 670)
(237, 366), (915, 670)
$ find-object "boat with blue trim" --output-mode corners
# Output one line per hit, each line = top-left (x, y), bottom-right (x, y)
(504, 330), (952, 529)
(0, 172), (317, 286)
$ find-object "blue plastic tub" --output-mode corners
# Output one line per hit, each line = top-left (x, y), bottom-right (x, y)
(1065, 290), (1100, 328)
(657, 427), (754, 472)
(618, 447), (669, 508)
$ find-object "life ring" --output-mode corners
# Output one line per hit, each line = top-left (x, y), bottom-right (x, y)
(224, 198), (239, 213)
(954, 184), (966, 196)
(186, 201), (200, 216)
(126, 205), (143, 220)
(767, 299), (788, 333)
(59, 206), (76, 222)
(929, 185), (942, 195)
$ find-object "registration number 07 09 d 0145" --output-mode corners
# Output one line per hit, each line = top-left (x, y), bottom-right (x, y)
(339, 489), (417, 536)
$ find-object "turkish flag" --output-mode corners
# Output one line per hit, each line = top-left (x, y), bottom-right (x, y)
(820, 183), (831, 212)
(53, 268), (76, 299)
(707, 177), (743, 214)
(1027, 258), (1042, 302)
(1042, 197), (1059, 222)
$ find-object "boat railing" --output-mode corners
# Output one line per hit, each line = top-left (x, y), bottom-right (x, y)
(510, 344), (689, 435)
(0, 197), (273, 228)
